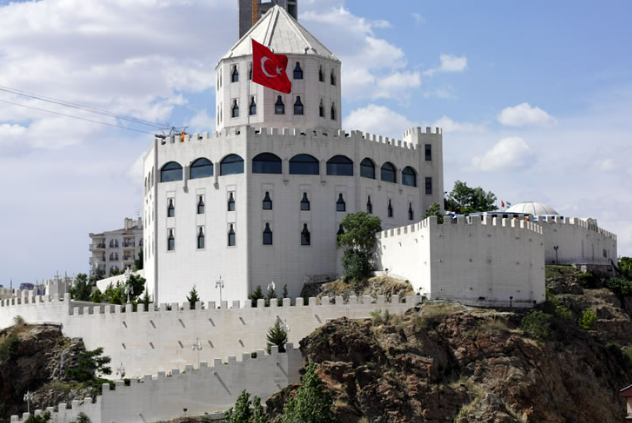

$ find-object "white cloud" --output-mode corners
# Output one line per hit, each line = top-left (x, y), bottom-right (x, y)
(424, 54), (468, 76)
(186, 109), (214, 133)
(432, 116), (486, 133)
(471, 137), (535, 172)
(424, 87), (456, 99)
(412, 13), (425, 26)
(594, 158), (616, 172)
(497, 103), (556, 127)
(343, 105), (415, 139)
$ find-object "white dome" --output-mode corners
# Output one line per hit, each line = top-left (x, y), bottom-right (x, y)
(506, 201), (559, 216)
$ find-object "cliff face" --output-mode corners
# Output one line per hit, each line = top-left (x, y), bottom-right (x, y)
(269, 268), (632, 423)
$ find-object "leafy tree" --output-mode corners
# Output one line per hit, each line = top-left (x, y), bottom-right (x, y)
(103, 283), (125, 305)
(446, 180), (497, 214)
(89, 267), (105, 284)
(249, 286), (264, 307)
(579, 309), (597, 330)
(91, 288), (104, 303)
(521, 310), (552, 342)
(110, 268), (121, 276)
(187, 285), (201, 309)
(266, 320), (288, 354)
(70, 274), (92, 301)
(225, 390), (268, 423)
(125, 273), (146, 301)
(0, 335), (20, 362)
(620, 257), (632, 279)
(133, 249), (144, 271)
(282, 361), (339, 423)
(423, 201), (444, 223)
(605, 277), (632, 297)
(67, 347), (112, 383)
(251, 396), (268, 423)
(337, 212), (382, 281)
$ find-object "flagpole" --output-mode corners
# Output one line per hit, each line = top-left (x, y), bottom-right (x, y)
(247, 37), (251, 128)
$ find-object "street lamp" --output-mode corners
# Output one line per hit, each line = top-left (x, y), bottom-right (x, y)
(23, 390), (33, 414)
(192, 337), (202, 368)
(116, 362), (125, 379)
(553, 245), (559, 264)
(215, 276), (224, 304)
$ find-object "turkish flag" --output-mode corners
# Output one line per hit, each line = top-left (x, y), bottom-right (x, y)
(252, 39), (292, 94)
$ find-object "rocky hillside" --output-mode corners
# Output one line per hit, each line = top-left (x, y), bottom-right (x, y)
(301, 275), (415, 304)
(269, 266), (632, 423)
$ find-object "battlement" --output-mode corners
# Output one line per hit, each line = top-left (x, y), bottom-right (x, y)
(402, 126), (443, 139)
(535, 216), (617, 240)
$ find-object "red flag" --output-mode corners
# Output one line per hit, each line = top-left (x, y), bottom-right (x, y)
(252, 39), (292, 94)
(501, 200), (505, 208)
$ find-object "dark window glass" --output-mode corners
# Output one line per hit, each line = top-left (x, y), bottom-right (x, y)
(228, 224), (236, 246)
(227, 192), (235, 211)
(262, 192), (273, 210)
(367, 196), (373, 214)
(337, 224), (345, 235)
(290, 154), (319, 175)
(220, 154), (244, 175)
(402, 166), (417, 187)
(248, 63), (252, 80)
(330, 103), (336, 120)
(197, 228), (205, 249)
(327, 155), (353, 176)
(252, 153), (282, 174)
(294, 96), (304, 115)
(231, 100), (239, 118)
(231, 66), (239, 82)
(408, 203), (414, 221)
(197, 196), (205, 214)
(381, 162), (397, 183)
(167, 230), (175, 251)
(167, 199), (175, 217)
(319, 101), (324, 117)
(425, 177), (433, 195)
(360, 158), (375, 179)
(330, 70), (336, 86)
(250, 97), (256, 115)
(161, 161), (183, 182)
(301, 224), (311, 245)
(275, 96), (285, 114)
(263, 223), (273, 245)
(190, 158), (213, 179)
(319, 66), (324, 82)
(300, 193), (310, 211)
(336, 193), (346, 212)
(388, 199), (393, 218)
(425, 144), (432, 161)
(293, 62), (303, 79)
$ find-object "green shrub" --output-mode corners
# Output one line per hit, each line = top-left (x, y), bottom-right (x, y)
(605, 277), (632, 297)
(13, 315), (25, 325)
(249, 286), (264, 307)
(225, 390), (268, 423)
(370, 309), (383, 323)
(76, 412), (91, 423)
(577, 272), (600, 289)
(578, 309), (597, 330)
(555, 305), (572, 321)
(521, 310), (552, 341)
(25, 412), (51, 423)
(0, 335), (20, 362)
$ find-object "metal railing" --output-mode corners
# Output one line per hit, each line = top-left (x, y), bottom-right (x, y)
(88, 243), (106, 250)
(546, 258), (612, 266)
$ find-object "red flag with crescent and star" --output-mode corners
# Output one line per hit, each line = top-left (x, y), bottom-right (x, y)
(252, 39), (292, 94)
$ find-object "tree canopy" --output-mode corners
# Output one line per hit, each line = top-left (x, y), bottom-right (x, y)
(446, 180), (497, 214)
(337, 212), (382, 281)
(282, 362), (339, 423)
(70, 273), (92, 301)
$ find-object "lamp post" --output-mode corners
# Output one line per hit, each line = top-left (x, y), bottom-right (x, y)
(215, 276), (224, 304)
(192, 337), (202, 368)
(554, 245), (559, 264)
(23, 390), (33, 414)
(116, 362), (125, 379)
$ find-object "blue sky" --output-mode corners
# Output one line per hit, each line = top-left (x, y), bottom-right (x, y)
(0, 0), (630, 285)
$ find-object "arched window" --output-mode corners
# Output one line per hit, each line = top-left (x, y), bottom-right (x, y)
(337, 224), (345, 236)
(262, 192), (273, 210)
(300, 192), (310, 211)
(197, 196), (205, 214)
(167, 229), (175, 251)
(220, 154), (244, 175)
(294, 96), (304, 115)
(301, 224), (311, 245)
(367, 196), (373, 214)
(290, 154), (319, 175)
(197, 227), (205, 249)
(360, 158), (375, 179)
(293, 62), (303, 80)
(331, 103), (336, 120)
(319, 100), (324, 118)
(167, 199), (175, 217)
(227, 192), (235, 211)
(327, 155), (353, 176)
(336, 193), (346, 212)
(402, 166), (417, 187)
(381, 162), (397, 183)
(109, 252), (115, 261)
(330, 70), (336, 86)
(231, 99), (239, 118)
(408, 203), (414, 221)
(388, 199), (393, 218)
(249, 97), (256, 115)
(252, 153), (282, 174)
(161, 161), (183, 182)
(275, 96), (285, 114)
(319, 66), (324, 82)
(190, 158), (213, 179)
(228, 224), (236, 246)
(263, 223), (273, 245)
(231, 65), (239, 82)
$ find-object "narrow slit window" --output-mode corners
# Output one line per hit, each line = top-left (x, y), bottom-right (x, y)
(248, 62), (253, 80)
(294, 96), (304, 115)
(300, 193), (310, 211)
(263, 223), (273, 245)
(231, 65), (239, 82)
(337, 224), (345, 236)
(336, 193), (346, 212)
(425, 177), (433, 195)
(388, 199), (393, 218)
(319, 66), (324, 82)
(425, 144), (432, 161)
(250, 97), (257, 115)
(231, 99), (239, 118)
(228, 224), (236, 246)
(330, 103), (336, 120)
(167, 229), (175, 251)
(275, 96), (285, 114)
(330, 70), (336, 86)
(167, 199), (175, 217)
(319, 100), (324, 117)
(367, 196), (373, 214)
(197, 227), (205, 249)
(408, 203), (414, 221)
(227, 192), (235, 211)
(197, 196), (205, 214)
(262, 191), (273, 210)
(293, 62), (303, 79)
(301, 224), (311, 246)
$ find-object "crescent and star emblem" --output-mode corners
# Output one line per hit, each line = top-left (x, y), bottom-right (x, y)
(261, 57), (283, 78)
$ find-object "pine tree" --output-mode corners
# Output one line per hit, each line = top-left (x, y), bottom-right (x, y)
(251, 396), (268, 423)
(186, 285), (201, 310)
(141, 290), (151, 311)
(225, 390), (253, 423)
(282, 362), (339, 423)
(70, 274), (93, 301)
(278, 284), (289, 306)
(266, 320), (288, 354)
(249, 286), (264, 307)
(266, 284), (277, 307)
(91, 288), (104, 303)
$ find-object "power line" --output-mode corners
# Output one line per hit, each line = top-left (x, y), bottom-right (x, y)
(0, 98), (156, 135)
(0, 85), (170, 128)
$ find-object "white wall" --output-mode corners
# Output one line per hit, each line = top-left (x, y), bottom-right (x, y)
(377, 216), (546, 308)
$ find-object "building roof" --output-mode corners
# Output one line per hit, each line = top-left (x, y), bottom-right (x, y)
(506, 201), (559, 216)
(221, 5), (338, 62)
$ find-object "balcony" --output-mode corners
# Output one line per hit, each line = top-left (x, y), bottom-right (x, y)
(123, 255), (134, 262)
(89, 243), (106, 251)
(88, 257), (107, 265)
(122, 242), (135, 249)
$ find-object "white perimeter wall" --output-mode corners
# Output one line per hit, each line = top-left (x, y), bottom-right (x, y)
(377, 216), (546, 308)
